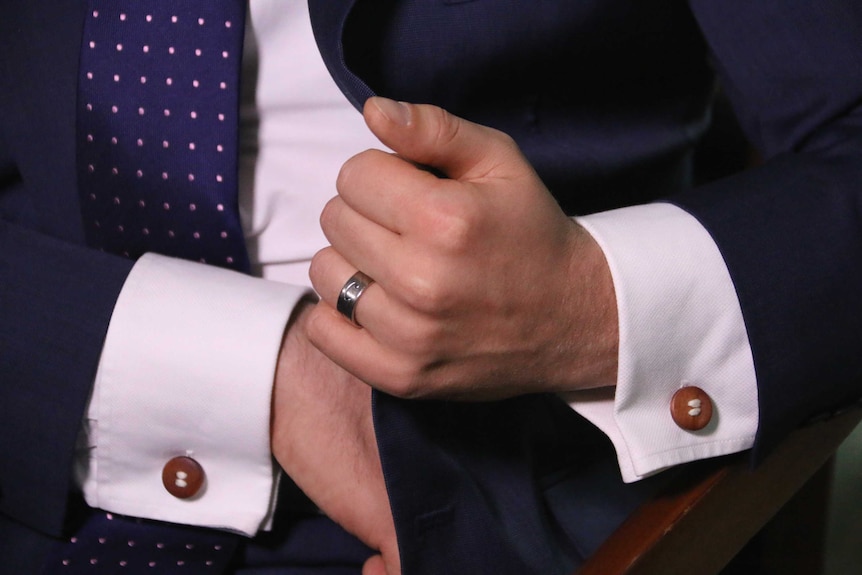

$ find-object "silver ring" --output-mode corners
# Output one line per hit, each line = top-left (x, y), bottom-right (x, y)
(337, 271), (374, 326)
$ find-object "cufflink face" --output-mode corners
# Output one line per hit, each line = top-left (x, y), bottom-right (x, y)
(162, 456), (205, 499)
(671, 386), (713, 431)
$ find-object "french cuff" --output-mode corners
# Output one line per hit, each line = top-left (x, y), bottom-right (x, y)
(562, 203), (759, 482)
(80, 253), (310, 535)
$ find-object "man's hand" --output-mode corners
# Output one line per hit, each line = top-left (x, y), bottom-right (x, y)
(271, 301), (400, 575)
(307, 98), (618, 400)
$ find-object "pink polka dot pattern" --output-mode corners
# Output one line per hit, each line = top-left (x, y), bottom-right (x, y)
(46, 507), (237, 572)
(77, 1), (249, 271)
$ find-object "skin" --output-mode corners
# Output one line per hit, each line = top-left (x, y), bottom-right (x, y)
(272, 98), (620, 574)
(271, 300), (400, 574)
(308, 97), (619, 401)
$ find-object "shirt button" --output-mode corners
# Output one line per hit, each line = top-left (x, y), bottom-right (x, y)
(670, 386), (713, 431)
(162, 456), (205, 499)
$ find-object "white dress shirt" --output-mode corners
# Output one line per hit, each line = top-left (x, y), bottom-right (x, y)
(78, 0), (758, 534)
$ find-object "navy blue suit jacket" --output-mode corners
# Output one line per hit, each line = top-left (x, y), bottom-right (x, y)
(2, 1), (861, 573)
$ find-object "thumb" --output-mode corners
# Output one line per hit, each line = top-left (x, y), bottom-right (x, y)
(363, 553), (401, 575)
(362, 555), (387, 575)
(362, 96), (522, 182)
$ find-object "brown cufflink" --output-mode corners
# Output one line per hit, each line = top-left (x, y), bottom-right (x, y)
(162, 455), (205, 499)
(671, 386), (713, 431)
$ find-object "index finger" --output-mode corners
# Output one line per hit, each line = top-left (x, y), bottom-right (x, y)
(336, 147), (446, 234)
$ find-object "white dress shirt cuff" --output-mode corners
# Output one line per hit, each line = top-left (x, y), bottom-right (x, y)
(79, 253), (310, 535)
(563, 203), (759, 482)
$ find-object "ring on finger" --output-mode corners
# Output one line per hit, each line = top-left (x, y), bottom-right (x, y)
(337, 271), (374, 327)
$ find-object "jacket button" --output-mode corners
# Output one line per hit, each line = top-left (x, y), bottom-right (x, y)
(671, 386), (713, 431)
(162, 456), (205, 499)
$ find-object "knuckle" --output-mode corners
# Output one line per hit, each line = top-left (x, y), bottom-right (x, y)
(399, 269), (453, 315)
(318, 197), (339, 231)
(336, 150), (372, 193)
(396, 364), (451, 401)
(307, 248), (330, 286)
(383, 337), (455, 400)
(335, 155), (356, 192)
(433, 210), (474, 255)
(425, 193), (480, 255)
(387, 364), (428, 400)
(428, 106), (462, 152)
(495, 129), (518, 150)
(401, 318), (446, 357)
(379, 323), (448, 400)
(337, 149), (387, 191)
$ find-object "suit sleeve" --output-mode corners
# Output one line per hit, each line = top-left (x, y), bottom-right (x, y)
(0, 216), (133, 537)
(0, 0), (136, 538)
(677, 0), (862, 458)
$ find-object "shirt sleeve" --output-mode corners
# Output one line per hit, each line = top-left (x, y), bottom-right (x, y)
(561, 202), (759, 482)
(75, 252), (311, 535)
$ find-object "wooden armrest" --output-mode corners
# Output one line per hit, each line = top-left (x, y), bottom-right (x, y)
(576, 408), (862, 575)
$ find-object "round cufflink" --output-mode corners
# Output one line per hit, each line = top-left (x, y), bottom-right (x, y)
(162, 455), (205, 499)
(671, 386), (713, 431)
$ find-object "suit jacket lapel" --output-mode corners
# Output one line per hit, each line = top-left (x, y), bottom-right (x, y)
(308, 0), (376, 110)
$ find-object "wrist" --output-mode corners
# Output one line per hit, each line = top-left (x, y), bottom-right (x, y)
(271, 296), (318, 449)
(556, 222), (619, 390)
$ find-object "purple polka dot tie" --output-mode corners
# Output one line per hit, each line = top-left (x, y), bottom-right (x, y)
(77, 0), (249, 272)
(53, 1), (249, 571)
(45, 503), (238, 573)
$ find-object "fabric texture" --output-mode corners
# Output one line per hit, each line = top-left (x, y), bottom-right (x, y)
(76, 0), (249, 271)
(2, 1), (862, 574)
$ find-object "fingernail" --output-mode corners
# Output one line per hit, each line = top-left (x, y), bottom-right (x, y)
(373, 97), (410, 126)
